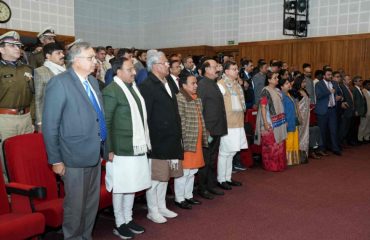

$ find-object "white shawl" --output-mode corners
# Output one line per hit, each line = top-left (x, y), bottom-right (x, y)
(113, 76), (151, 155)
(43, 60), (65, 75)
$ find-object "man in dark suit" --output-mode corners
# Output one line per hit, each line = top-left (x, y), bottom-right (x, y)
(315, 68), (341, 155)
(332, 72), (344, 134)
(42, 42), (108, 240)
(352, 76), (367, 143)
(180, 55), (198, 77)
(139, 50), (183, 224)
(338, 75), (355, 146)
(239, 59), (254, 109)
(166, 60), (181, 94)
(197, 59), (227, 199)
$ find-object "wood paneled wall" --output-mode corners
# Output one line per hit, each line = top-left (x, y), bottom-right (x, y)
(239, 33), (370, 78)
(159, 45), (215, 58)
(161, 33), (370, 78)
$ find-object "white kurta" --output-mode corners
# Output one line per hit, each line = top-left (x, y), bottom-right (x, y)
(220, 127), (248, 152)
(106, 154), (151, 194)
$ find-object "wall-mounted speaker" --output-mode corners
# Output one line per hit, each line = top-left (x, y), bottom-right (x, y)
(283, 0), (309, 37)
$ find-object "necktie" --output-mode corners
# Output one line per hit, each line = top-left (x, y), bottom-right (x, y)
(83, 80), (107, 141)
(346, 85), (353, 101)
(328, 82), (335, 107)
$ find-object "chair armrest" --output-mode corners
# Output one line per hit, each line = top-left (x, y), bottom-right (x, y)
(6, 182), (46, 199)
(6, 182), (46, 213)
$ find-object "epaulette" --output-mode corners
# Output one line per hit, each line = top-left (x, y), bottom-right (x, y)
(0, 59), (7, 66)
(16, 61), (32, 69)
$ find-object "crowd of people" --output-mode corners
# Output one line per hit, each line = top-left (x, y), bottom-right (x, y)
(0, 27), (370, 240)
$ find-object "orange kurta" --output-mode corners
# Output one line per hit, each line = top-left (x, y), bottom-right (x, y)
(182, 104), (205, 169)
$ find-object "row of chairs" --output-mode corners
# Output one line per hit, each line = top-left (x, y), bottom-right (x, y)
(0, 133), (112, 239)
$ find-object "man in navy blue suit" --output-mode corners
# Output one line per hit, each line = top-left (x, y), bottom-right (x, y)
(315, 68), (342, 156)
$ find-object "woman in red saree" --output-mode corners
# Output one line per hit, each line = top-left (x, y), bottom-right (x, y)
(255, 72), (287, 172)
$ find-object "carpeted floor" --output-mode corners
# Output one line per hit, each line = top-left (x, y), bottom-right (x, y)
(46, 144), (370, 240)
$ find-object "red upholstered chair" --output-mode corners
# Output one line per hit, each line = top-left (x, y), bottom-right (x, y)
(245, 109), (262, 155)
(3, 133), (63, 228)
(309, 104), (317, 126)
(0, 163), (45, 239)
(99, 160), (112, 210)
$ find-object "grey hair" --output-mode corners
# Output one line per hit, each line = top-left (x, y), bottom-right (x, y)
(146, 49), (165, 72)
(66, 41), (92, 64)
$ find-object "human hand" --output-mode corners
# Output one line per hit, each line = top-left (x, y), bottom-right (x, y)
(52, 163), (65, 176)
(168, 159), (179, 170)
(263, 122), (271, 131)
(108, 152), (114, 161)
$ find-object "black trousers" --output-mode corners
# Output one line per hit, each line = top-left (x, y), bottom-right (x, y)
(338, 115), (354, 144)
(198, 135), (221, 191)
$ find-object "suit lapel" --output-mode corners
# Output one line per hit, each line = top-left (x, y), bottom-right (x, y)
(212, 79), (223, 99)
(155, 77), (175, 100)
(67, 68), (95, 111)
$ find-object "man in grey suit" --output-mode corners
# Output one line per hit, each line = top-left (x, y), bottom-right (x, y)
(42, 42), (108, 240)
(252, 60), (268, 108)
(303, 63), (315, 104)
(34, 42), (65, 131)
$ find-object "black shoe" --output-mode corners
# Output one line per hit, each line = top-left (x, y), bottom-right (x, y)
(309, 151), (321, 159)
(113, 224), (135, 239)
(316, 150), (329, 156)
(348, 141), (359, 146)
(227, 180), (242, 186)
(333, 151), (342, 156)
(174, 200), (192, 209)
(197, 190), (214, 200)
(185, 198), (202, 205)
(126, 220), (145, 234)
(217, 182), (232, 190)
(207, 187), (225, 195)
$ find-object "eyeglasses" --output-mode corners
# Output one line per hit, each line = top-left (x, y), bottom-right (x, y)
(77, 55), (96, 61)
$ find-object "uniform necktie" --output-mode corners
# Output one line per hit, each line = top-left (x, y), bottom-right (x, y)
(83, 80), (107, 141)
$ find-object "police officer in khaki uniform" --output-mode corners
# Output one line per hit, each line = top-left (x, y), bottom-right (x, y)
(0, 31), (35, 181)
(28, 26), (56, 69)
